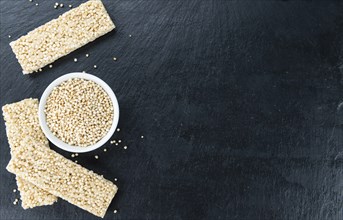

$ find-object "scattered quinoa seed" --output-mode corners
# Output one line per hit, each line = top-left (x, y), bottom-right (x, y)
(60, 3), (64, 7)
(141, 135), (144, 139)
(104, 148), (107, 152)
(114, 178), (117, 181)
(54, 5), (58, 9)
(115, 143), (118, 146)
(35, 3), (39, 6)
(95, 155), (99, 159)
(116, 128), (120, 132)
(86, 54), (89, 57)
(124, 146), (127, 150)
(93, 65), (97, 69)
(113, 57), (117, 61)
(13, 189), (17, 193)
(75, 160), (78, 163)
(71, 154), (75, 158)
(39, 68), (43, 72)
(129, 34), (132, 37)
(114, 210), (117, 213)
(74, 58), (78, 62)
(69, 5), (72, 8)
(8, 35), (11, 38)
(55, 2), (59, 6)
(118, 140), (121, 143)
(75, 153), (78, 156)
(49, 64), (53, 68)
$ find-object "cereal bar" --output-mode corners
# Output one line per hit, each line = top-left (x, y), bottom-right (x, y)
(7, 137), (118, 218)
(10, 0), (115, 74)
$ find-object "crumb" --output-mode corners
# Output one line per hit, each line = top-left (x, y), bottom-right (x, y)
(123, 146), (127, 150)
(141, 135), (144, 139)
(95, 155), (99, 159)
(116, 128), (120, 132)
(113, 210), (117, 213)
(86, 54), (89, 57)
(49, 64), (53, 68)
(114, 178), (117, 181)
(104, 148), (107, 152)
(93, 65), (97, 69)
(113, 57), (117, 61)
(74, 58), (78, 62)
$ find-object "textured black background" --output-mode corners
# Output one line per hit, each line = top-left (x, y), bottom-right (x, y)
(1, 0), (343, 219)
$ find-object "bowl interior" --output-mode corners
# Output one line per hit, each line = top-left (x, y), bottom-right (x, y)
(39, 72), (119, 153)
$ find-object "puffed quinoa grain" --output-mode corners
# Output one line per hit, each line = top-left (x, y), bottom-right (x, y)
(45, 78), (114, 147)
(2, 99), (58, 209)
(10, 0), (115, 74)
(7, 137), (118, 218)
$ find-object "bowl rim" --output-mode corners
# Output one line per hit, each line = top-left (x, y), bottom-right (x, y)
(38, 72), (119, 153)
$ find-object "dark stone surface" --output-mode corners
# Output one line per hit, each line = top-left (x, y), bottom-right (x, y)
(1, 0), (343, 219)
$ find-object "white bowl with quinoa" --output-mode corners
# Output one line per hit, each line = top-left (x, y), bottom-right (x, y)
(39, 72), (119, 153)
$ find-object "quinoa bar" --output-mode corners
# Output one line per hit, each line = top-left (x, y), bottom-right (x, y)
(10, 0), (115, 74)
(2, 98), (58, 209)
(7, 137), (118, 218)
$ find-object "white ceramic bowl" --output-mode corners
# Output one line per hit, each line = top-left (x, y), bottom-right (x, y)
(39, 72), (119, 153)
